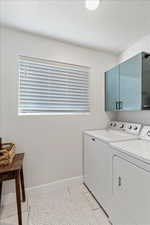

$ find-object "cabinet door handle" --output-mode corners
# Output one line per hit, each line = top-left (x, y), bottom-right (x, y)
(119, 101), (123, 110)
(118, 176), (122, 186)
(116, 101), (119, 110)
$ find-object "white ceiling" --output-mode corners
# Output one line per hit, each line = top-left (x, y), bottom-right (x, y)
(0, 0), (150, 54)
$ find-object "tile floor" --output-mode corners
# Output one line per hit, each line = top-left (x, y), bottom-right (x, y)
(0, 183), (110, 225)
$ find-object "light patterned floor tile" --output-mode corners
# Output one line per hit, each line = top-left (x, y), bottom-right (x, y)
(0, 193), (28, 220)
(93, 209), (110, 225)
(29, 184), (110, 225)
(0, 184), (110, 225)
(0, 212), (29, 225)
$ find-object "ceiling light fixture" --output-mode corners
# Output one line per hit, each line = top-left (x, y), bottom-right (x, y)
(85, 0), (100, 11)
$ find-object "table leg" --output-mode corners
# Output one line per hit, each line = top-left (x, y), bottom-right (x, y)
(20, 167), (26, 202)
(0, 182), (3, 207)
(15, 171), (22, 225)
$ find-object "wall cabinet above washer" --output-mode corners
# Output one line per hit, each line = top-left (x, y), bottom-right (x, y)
(105, 52), (150, 111)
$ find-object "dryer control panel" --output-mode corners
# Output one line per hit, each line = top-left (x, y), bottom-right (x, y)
(140, 126), (150, 141)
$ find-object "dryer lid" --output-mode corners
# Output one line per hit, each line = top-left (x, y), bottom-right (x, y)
(111, 139), (150, 165)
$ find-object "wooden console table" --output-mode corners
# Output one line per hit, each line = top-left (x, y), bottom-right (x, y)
(0, 153), (25, 225)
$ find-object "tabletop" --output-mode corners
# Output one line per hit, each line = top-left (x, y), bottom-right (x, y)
(0, 153), (24, 174)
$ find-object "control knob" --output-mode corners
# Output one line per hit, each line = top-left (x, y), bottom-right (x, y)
(147, 130), (150, 137)
(128, 125), (132, 130)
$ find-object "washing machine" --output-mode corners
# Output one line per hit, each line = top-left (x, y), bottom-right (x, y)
(110, 125), (150, 225)
(83, 121), (141, 217)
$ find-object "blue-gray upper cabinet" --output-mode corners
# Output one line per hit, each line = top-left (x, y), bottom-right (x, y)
(119, 53), (142, 111)
(105, 52), (150, 112)
(142, 53), (150, 110)
(105, 66), (120, 111)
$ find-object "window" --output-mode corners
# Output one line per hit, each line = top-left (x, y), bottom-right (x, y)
(18, 56), (90, 114)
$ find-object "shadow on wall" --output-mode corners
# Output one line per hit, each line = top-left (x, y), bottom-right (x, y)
(106, 112), (117, 121)
(117, 111), (150, 125)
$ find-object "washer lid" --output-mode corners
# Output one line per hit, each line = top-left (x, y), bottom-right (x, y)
(84, 129), (138, 143)
(111, 139), (150, 164)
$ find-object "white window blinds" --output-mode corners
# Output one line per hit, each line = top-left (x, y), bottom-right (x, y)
(18, 56), (89, 114)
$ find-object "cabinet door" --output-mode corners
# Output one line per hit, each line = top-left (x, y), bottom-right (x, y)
(142, 52), (150, 109)
(83, 135), (112, 213)
(112, 156), (150, 225)
(119, 54), (142, 111)
(105, 66), (120, 111)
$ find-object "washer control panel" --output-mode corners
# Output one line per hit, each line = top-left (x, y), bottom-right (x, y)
(140, 126), (150, 140)
(108, 121), (119, 129)
(118, 122), (126, 130)
(108, 121), (141, 135)
(108, 121), (126, 131)
(125, 123), (142, 135)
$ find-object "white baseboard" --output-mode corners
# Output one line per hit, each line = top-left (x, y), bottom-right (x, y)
(27, 176), (83, 192)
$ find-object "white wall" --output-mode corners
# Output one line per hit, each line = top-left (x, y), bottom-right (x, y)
(117, 34), (150, 124)
(120, 34), (150, 61)
(0, 27), (117, 191)
(0, 29), (2, 136)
